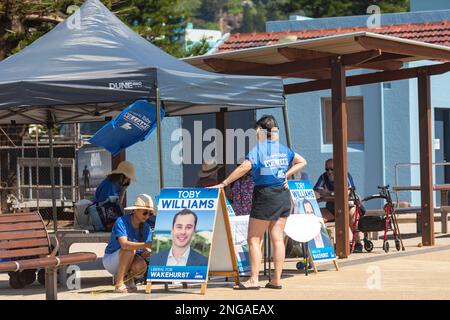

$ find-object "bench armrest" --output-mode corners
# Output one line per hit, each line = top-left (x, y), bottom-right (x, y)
(49, 234), (60, 257)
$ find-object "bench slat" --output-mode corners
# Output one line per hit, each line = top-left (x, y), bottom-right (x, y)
(0, 222), (45, 232)
(0, 238), (49, 250)
(0, 230), (48, 241)
(0, 246), (49, 259)
(0, 215), (42, 224)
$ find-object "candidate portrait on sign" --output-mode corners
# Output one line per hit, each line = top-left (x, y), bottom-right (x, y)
(302, 199), (328, 249)
(150, 209), (208, 266)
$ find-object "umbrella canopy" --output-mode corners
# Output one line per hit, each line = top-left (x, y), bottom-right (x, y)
(88, 100), (165, 156)
(0, 0), (284, 125)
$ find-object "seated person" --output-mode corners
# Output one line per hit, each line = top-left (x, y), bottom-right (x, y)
(103, 194), (154, 293)
(151, 209), (208, 266)
(196, 160), (222, 188)
(313, 158), (363, 252)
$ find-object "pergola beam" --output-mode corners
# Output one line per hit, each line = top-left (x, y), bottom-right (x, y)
(356, 35), (450, 61)
(203, 58), (265, 73)
(277, 47), (332, 60)
(341, 49), (381, 66)
(359, 60), (404, 71)
(204, 50), (389, 77)
(284, 62), (450, 94)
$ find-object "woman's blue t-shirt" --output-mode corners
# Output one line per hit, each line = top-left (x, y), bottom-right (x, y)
(93, 178), (121, 203)
(104, 214), (152, 255)
(246, 140), (295, 187)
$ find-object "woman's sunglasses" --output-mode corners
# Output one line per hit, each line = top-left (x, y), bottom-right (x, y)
(140, 210), (154, 216)
(325, 168), (334, 172)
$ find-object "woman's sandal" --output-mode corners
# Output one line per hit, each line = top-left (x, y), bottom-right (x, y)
(265, 282), (282, 290)
(233, 282), (260, 290)
(113, 283), (129, 293)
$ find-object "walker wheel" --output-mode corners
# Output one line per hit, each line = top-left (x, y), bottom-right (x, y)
(364, 240), (374, 252)
(395, 239), (401, 251)
(383, 241), (390, 253)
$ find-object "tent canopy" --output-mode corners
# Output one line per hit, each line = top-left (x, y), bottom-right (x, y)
(0, 0), (284, 124)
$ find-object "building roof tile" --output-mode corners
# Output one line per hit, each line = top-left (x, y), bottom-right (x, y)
(218, 21), (450, 52)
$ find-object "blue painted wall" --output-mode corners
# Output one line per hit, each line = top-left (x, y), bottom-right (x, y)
(126, 117), (182, 205)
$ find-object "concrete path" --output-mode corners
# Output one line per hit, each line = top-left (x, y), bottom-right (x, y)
(1, 222), (449, 300)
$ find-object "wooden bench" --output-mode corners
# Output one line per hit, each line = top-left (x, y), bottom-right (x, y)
(0, 212), (97, 300)
(393, 206), (449, 234)
(51, 230), (111, 285)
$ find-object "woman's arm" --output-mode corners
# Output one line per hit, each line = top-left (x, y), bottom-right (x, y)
(117, 236), (151, 251)
(212, 160), (252, 188)
(286, 153), (307, 179)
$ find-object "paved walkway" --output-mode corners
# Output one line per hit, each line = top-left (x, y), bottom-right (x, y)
(1, 222), (449, 300)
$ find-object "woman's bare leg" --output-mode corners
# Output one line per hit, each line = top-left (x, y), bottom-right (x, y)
(129, 255), (148, 279)
(268, 217), (287, 286)
(115, 249), (135, 287)
(235, 217), (270, 288)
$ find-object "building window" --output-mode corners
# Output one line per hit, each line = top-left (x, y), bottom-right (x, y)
(321, 97), (364, 144)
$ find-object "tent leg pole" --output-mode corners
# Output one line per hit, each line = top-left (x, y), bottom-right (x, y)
(47, 112), (57, 232)
(156, 88), (164, 190)
(282, 97), (292, 148)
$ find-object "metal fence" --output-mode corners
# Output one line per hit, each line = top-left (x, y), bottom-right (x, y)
(0, 125), (81, 222)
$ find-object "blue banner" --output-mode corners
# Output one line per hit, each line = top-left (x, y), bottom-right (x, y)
(148, 265), (208, 282)
(89, 99), (165, 156)
(288, 180), (337, 262)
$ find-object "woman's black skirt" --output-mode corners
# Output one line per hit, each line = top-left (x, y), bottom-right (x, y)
(250, 185), (292, 221)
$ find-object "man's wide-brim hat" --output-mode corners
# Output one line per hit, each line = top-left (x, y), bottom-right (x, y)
(124, 194), (154, 212)
(109, 160), (136, 181)
(198, 160), (223, 178)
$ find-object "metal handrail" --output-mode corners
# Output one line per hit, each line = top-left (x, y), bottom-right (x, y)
(393, 162), (450, 208)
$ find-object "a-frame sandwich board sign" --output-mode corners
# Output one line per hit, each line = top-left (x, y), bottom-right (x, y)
(287, 180), (339, 273)
(146, 187), (239, 295)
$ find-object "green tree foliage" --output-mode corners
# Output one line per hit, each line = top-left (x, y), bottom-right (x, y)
(118, 0), (188, 57)
(193, 0), (409, 33)
(0, 0), (189, 59)
(184, 37), (211, 57)
(0, 0), (411, 61)
(278, 0), (409, 19)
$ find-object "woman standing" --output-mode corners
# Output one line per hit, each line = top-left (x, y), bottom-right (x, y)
(213, 115), (307, 290)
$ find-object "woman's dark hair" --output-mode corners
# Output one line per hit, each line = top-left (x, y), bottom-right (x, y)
(302, 199), (315, 214)
(255, 115), (279, 138)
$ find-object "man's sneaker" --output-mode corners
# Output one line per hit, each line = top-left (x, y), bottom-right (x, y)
(353, 242), (363, 253)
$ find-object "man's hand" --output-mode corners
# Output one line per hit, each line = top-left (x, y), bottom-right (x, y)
(283, 179), (289, 190)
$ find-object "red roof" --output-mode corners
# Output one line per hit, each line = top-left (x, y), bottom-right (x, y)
(218, 21), (450, 52)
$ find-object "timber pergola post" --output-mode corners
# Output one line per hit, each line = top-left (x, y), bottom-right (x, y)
(418, 70), (434, 246)
(331, 56), (350, 258)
